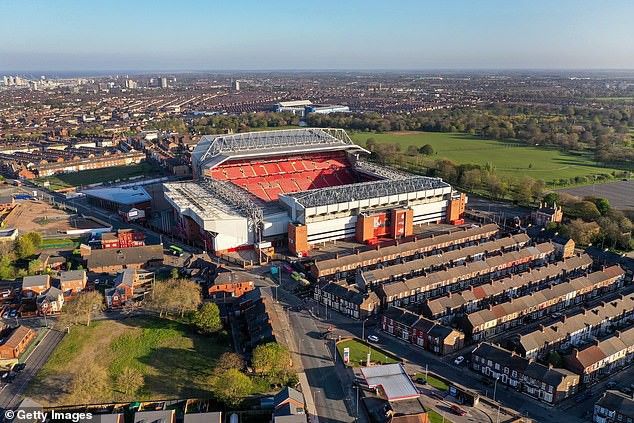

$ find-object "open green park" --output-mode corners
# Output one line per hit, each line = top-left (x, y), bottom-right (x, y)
(350, 131), (624, 184)
(336, 338), (399, 367)
(27, 317), (230, 405)
(35, 162), (161, 190)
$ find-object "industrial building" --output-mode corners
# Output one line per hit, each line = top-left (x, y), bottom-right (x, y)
(164, 128), (466, 255)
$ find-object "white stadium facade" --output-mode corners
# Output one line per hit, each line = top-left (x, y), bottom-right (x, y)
(163, 128), (467, 255)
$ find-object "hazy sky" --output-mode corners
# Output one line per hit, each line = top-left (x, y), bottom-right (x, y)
(1, 0), (633, 71)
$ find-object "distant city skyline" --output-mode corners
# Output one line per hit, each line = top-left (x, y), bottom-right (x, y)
(2, 0), (634, 72)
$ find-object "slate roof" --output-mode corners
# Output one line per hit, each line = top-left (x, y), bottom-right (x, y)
(86, 245), (163, 269)
(596, 390), (634, 418)
(313, 224), (499, 276)
(22, 275), (50, 289)
(425, 253), (592, 316)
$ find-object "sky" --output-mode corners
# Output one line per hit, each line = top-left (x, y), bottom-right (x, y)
(1, 0), (633, 72)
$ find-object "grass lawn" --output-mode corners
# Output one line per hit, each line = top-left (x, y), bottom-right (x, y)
(27, 316), (230, 406)
(336, 339), (399, 367)
(428, 409), (452, 423)
(350, 131), (623, 183)
(35, 162), (161, 190)
(414, 373), (449, 391)
(40, 238), (79, 250)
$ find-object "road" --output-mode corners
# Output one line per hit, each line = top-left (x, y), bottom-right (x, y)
(0, 329), (65, 409)
(316, 308), (589, 423)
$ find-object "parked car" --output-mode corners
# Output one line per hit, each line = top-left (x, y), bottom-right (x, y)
(451, 405), (467, 416)
(367, 335), (379, 342)
(607, 381), (618, 389)
(454, 356), (465, 365)
(12, 363), (25, 372)
(9, 310), (16, 318)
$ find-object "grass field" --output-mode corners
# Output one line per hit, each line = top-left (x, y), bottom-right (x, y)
(428, 410), (452, 423)
(35, 162), (161, 190)
(350, 131), (623, 183)
(336, 339), (399, 367)
(27, 317), (230, 405)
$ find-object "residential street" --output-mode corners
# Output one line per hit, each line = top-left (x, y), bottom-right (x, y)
(0, 329), (65, 409)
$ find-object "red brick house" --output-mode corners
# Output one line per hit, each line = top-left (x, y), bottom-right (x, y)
(208, 270), (255, 303)
(21, 275), (51, 298)
(59, 270), (87, 295)
(0, 325), (36, 359)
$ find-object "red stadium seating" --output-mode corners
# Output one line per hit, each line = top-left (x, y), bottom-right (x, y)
(205, 152), (373, 202)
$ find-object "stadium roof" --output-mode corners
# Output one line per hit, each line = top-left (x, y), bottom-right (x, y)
(282, 176), (450, 209)
(360, 363), (419, 402)
(83, 186), (151, 205)
(192, 128), (368, 172)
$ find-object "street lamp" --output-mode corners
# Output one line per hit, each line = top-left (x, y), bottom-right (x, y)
(493, 375), (500, 401)
(362, 318), (368, 340)
(354, 384), (360, 422)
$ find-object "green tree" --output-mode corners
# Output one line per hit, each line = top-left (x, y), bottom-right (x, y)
(592, 198), (611, 216)
(27, 259), (42, 275)
(15, 236), (36, 259)
(212, 368), (253, 407)
(170, 267), (180, 279)
(191, 302), (222, 334)
(542, 192), (559, 205)
(418, 144), (434, 155)
(252, 342), (292, 381)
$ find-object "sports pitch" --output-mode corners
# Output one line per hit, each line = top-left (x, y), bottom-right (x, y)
(350, 131), (623, 183)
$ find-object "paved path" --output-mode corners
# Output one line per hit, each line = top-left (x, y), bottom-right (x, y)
(0, 329), (65, 409)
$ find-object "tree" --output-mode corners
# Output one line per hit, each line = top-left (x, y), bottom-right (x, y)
(562, 219), (600, 246)
(460, 169), (482, 190)
(592, 198), (610, 216)
(27, 259), (42, 275)
(61, 291), (104, 329)
(15, 235), (36, 259)
(145, 278), (201, 318)
(252, 342), (292, 381)
(542, 192), (559, 205)
(212, 368), (253, 407)
(216, 352), (245, 373)
(116, 367), (144, 396)
(170, 267), (180, 279)
(406, 145), (419, 157)
(418, 144), (434, 155)
(191, 302), (222, 334)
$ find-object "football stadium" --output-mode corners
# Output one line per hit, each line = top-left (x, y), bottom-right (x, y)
(163, 128), (467, 255)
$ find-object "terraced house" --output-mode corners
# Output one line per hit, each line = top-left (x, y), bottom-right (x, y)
(518, 294), (634, 359)
(377, 243), (554, 308)
(463, 266), (625, 341)
(565, 325), (634, 384)
(423, 253), (593, 323)
(471, 342), (579, 404)
(358, 233), (530, 289)
(313, 281), (380, 319)
(310, 223), (499, 282)
(381, 306), (465, 355)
